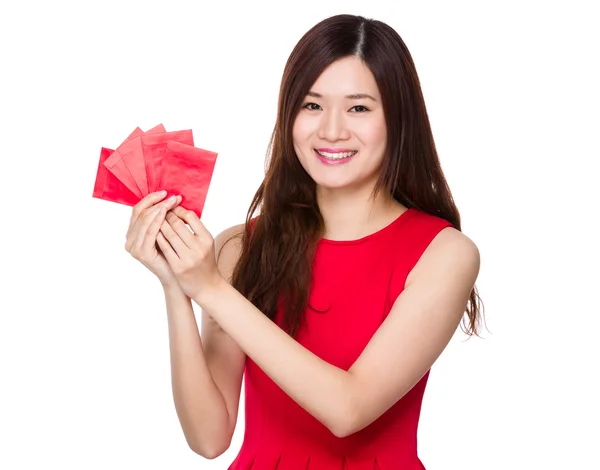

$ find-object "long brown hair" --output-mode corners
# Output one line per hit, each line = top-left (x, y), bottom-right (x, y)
(228, 14), (485, 339)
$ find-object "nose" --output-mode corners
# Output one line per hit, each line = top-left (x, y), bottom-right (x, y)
(317, 109), (350, 142)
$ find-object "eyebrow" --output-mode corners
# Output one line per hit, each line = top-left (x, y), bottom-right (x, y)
(306, 91), (378, 102)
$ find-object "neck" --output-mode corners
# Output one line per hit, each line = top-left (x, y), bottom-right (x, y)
(316, 184), (405, 241)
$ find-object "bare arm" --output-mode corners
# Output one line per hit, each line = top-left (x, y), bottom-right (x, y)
(192, 227), (479, 438)
(165, 224), (246, 458)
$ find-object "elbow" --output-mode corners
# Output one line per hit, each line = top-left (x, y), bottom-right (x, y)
(189, 442), (227, 460)
(332, 425), (350, 439)
(331, 417), (354, 439)
(329, 374), (361, 438)
(201, 447), (226, 460)
(330, 396), (358, 439)
(188, 435), (230, 460)
(332, 414), (356, 438)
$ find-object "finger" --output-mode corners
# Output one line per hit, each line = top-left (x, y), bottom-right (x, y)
(126, 191), (171, 243)
(129, 204), (162, 254)
(159, 218), (188, 257)
(134, 193), (179, 229)
(169, 206), (210, 238)
(129, 195), (180, 253)
(165, 211), (196, 248)
(141, 199), (176, 253)
(129, 191), (168, 229)
(156, 231), (179, 267)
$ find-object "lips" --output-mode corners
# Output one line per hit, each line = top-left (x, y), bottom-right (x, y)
(313, 149), (357, 165)
(317, 148), (357, 153)
(315, 149), (358, 159)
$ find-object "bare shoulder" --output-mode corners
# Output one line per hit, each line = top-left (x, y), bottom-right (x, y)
(407, 227), (480, 286)
(214, 222), (246, 279)
(433, 226), (479, 257)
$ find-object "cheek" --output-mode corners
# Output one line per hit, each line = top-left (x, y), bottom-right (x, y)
(367, 117), (387, 141)
(292, 116), (310, 142)
(292, 117), (315, 159)
(364, 120), (387, 154)
(292, 123), (306, 161)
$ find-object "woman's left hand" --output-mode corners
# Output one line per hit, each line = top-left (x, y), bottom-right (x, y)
(157, 205), (222, 300)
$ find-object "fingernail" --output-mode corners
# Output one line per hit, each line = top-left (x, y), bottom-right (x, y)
(158, 190), (167, 195)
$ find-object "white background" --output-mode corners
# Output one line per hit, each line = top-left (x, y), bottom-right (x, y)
(1, 0), (598, 468)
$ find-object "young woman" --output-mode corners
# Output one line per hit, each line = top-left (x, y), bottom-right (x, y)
(125, 13), (484, 470)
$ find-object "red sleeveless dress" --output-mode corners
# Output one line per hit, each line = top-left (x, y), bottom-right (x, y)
(228, 208), (454, 470)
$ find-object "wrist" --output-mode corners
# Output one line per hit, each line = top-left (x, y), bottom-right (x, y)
(161, 279), (186, 297)
(194, 274), (228, 306)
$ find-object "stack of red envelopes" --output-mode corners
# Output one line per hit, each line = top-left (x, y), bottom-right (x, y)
(92, 123), (218, 218)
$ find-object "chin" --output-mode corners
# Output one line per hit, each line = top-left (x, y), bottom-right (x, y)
(312, 175), (356, 190)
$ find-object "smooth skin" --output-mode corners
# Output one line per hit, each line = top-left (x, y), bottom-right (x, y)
(124, 191), (183, 286)
(126, 190), (246, 457)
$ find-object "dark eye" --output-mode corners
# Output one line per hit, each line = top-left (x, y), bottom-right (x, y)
(302, 102), (321, 111)
(351, 105), (369, 113)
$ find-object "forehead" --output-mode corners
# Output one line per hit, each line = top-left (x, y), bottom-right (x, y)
(310, 56), (380, 98)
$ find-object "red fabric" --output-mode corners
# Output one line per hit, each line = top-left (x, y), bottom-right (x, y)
(229, 208), (454, 470)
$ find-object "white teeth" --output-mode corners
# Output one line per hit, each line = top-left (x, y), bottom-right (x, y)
(316, 150), (357, 160)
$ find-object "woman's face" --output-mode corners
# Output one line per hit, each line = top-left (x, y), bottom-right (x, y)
(292, 56), (387, 193)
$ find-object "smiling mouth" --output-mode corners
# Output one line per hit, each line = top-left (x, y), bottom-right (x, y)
(314, 149), (358, 160)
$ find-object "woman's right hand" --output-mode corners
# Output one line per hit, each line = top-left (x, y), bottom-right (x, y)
(125, 191), (182, 287)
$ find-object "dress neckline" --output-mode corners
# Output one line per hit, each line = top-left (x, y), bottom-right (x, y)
(319, 207), (415, 246)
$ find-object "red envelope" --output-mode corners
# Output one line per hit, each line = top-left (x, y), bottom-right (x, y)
(92, 127), (144, 205)
(141, 130), (194, 194)
(103, 124), (166, 197)
(157, 140), (218, 219)
(92, 147), (140, 206)
(146, 123), (167, 134)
